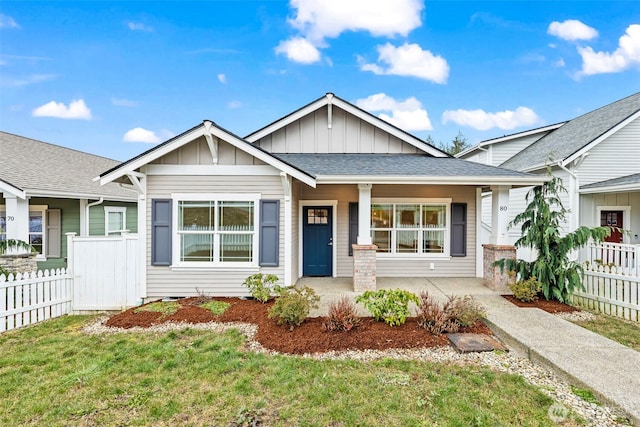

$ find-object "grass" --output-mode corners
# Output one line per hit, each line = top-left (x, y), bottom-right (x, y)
(0, 316), (578, 427)
(570, 386), (599, 405)
(199, 300), (231, 315)
(570, 312), (640, 351)
(133, 301), (179, 316)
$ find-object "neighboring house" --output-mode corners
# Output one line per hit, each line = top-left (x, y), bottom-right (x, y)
(0, 132), (138, 270)
(99, 93), (545, 297)
(458, 92), (640, 255)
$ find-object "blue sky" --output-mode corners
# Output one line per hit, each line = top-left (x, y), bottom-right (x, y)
(1, 1), (639, 161)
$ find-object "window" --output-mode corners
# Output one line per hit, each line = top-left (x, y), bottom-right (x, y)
(175, 196), (256, 264)
(29, 210), (44, 254)
(0, 210), (6, 242)
(104, 206), (127, 235)
(371, 201), (449, 256)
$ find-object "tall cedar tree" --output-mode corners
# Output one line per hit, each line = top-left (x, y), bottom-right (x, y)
(495, 172), (610, 302)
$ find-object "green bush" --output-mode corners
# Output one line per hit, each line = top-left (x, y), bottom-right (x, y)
(242, 273), (279, 303)
(322, 296), (360, 332)
(355, 289), (419, 327)
(509, 276), (542, 302)
(268, 285), (320, 330)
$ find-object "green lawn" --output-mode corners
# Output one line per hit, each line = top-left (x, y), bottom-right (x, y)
(1, 316), (568, 427)
(571, 312), (640, 352)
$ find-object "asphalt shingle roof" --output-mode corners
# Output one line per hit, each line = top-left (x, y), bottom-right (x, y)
(500, 92), (640, 171)
(0, 131), (136, 200)
(272, 153), (536, 178)
(581, 172), (640, 190)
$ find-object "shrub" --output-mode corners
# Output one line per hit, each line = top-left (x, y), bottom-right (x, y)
(322, 296), (360, 332)
(509, 276), (542, 302)
(416, 292), (459, 335)
(450, 295), (486, 327)
(200, 300), (231, 315)
(268, 285), (320, 330)
(355, 289), (419, 327)
(242, 273), (279, 303)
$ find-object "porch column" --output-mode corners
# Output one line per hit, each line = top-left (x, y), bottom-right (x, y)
(353, 183), (376, 291)
(357, 184), (372, 245)
(4, 195), (29, 246)
(280, 173), (292, 286)
(136, 175), (147, 301)
(484, 185), (515, 292)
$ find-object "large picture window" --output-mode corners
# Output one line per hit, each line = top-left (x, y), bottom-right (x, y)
(176, 198), (255, 264)
(371, 202), (448, 255)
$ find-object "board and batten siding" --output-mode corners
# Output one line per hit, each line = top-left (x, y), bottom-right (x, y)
(145, 174), (285, 297)
(574, 116), (640, 186)
(254, 106), (422, 154)
(298, 184), (478, 278)
(149, 136), (267, 166)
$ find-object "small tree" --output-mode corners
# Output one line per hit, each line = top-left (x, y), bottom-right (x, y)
(435, 131), (470, 156)
(495, 173), (610, 302)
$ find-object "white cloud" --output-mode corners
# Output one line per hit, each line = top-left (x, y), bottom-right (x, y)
(122, 127), (174, 143)
(127, 22), (153, 32)
(277, 0), (423, 63)
(356, 93), (432, 131)
(442, 106), (540, 131)
(227, 101), (243, 109)
(111, 97), (138, 107)
(217, 73), (227, 84)
(548, 20), (598, 41)
(32, 99), (92, 120)
(577, 24), (640, 75)
(288, 0), (423, 42)
(359, 42), (449, 84)
(275, 37), (321, 64)
(0, 14), (19, 29)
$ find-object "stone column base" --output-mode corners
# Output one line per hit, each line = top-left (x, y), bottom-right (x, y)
(0, 253), (38, 274)
(352, 244), (377, 292)
(483, 244), (516, 293)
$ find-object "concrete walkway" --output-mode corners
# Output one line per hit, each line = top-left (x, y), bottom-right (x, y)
(300, 277), (640, 425)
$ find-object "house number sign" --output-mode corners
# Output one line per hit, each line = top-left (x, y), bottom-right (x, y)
(6, 216), (15, 221)
(499, 206), (508, 212)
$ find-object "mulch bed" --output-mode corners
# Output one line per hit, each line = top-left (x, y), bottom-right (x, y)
(105, 297), (493, 355)
(501, 295), (579, 313)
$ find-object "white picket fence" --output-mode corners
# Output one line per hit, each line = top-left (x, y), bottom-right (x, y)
(0, 269), (73, 332)
(573, 243), (640, 322)
(0, 233), (140, 333)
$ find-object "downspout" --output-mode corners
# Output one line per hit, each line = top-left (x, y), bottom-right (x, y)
(85, 198), (104, 235)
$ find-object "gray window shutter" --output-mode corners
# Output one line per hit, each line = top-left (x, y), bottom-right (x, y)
(259, 200), (279, 267)
(348, 202), (358, 256)
(152, 199), (172, 266)
(46, 209), (61, 258)
(450, 203), (467, 257)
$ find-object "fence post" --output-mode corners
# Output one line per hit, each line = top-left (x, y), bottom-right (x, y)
(66, 232), (76, 312)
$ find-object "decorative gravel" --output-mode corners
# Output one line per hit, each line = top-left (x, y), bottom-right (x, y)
(554, 310), (598, 322)
(83, 317), (630, 426)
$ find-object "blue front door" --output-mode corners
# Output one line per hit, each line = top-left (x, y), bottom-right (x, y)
(303, 206), (333, 276)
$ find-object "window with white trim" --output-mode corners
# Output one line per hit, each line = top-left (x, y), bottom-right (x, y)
(104, 206), (127, 235)
(28, 209), (45, 254)
(176, 197), (256, 264)
(371, 201), (449, 256)
(0, 210), (6, 242)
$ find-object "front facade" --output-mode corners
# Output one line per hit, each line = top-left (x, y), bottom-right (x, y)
(0, 132), (138, 270)
(100, 94), (545, 298)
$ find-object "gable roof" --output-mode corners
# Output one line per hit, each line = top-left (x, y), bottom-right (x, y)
(272, 153), (546, 186)
(99, 120), (316, 188)
(501, 92), (640, 172)
(456, 122), (565, 159)
(580, 172), (640, 194)
(0, 131), (136, 201)
(245, 93), (450, 158)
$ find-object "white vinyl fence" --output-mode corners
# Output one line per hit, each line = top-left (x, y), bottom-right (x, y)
(0, 269), (72, 332)
(574, 243), (640, 322)
(0, 233), (140, 332)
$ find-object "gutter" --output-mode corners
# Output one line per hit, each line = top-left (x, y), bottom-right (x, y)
(85, 198), (104, 235)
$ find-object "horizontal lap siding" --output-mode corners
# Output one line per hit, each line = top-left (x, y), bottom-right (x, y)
(298, 184), (478, 278)
(146, 175), (284, 297)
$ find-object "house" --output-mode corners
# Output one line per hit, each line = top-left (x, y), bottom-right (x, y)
(458, 92), (640, 253)
(0, 132), (138, 271)
(99, 93), (546, 297)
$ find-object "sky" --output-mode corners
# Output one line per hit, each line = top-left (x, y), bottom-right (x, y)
(1, 1), (639, 161)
